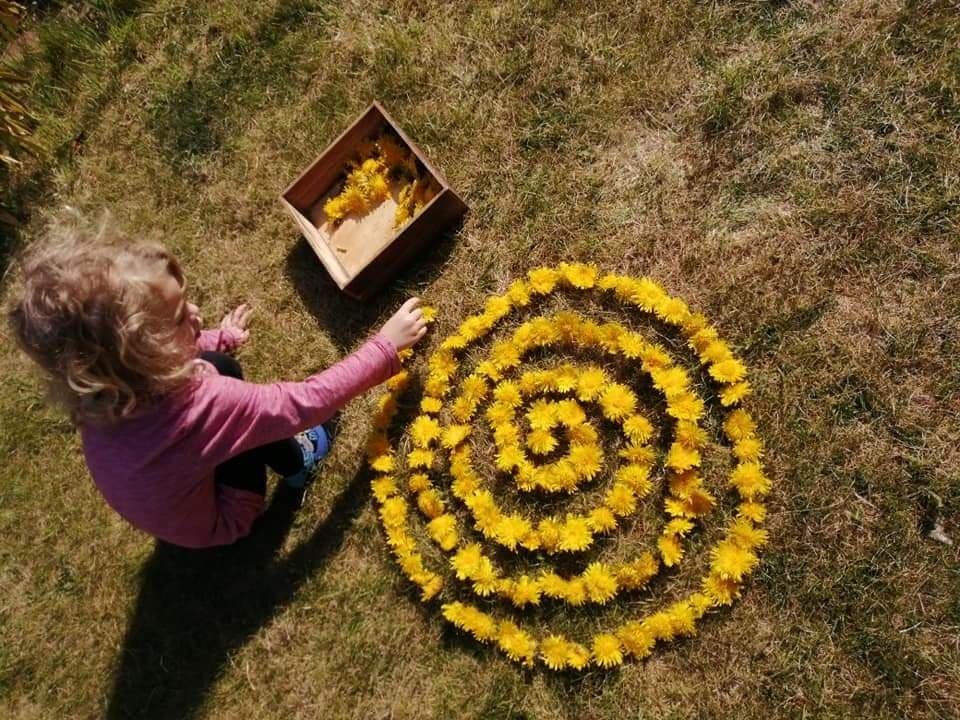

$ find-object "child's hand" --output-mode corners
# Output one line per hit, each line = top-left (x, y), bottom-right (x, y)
(380, 298), (427, 350)
(220, 304), (252, 346)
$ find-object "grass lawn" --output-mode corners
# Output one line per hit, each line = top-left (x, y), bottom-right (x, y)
(1, 0), (958, 718)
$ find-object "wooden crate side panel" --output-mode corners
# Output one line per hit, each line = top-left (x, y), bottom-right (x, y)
(282, 106), (386, 211)
(343, 189), (467, 299)
(279, 198), (350, 287)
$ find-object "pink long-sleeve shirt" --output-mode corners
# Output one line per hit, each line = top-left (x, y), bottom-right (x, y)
(80, 329), (400, 548)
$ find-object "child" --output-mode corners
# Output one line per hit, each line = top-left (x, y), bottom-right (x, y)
(7, 215), (427, 548)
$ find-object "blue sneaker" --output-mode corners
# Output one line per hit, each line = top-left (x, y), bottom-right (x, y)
(284, 424), (332, 491)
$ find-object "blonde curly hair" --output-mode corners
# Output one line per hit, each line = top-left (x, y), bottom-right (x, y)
(7, 212), (198, 424)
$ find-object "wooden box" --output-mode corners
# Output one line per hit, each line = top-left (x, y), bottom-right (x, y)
(280, 101), (468, 300)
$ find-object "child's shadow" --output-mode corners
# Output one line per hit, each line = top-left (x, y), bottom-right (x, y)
(105, 466), (373, 720)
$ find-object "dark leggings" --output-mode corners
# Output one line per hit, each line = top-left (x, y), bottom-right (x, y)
(202, 351), (304, 496)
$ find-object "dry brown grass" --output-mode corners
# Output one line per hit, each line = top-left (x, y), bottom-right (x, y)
(1, 0), (958, 718)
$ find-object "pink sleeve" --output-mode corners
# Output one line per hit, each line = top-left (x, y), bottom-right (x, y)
(182, 334), (401, 471)
(196, 328), (244, 354)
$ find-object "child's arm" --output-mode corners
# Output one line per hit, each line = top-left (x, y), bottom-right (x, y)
(182, 299), (426, 472)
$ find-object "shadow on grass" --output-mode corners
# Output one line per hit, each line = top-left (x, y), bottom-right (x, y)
(105, 465), (374, 720)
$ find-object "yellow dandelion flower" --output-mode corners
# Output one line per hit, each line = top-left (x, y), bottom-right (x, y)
(666, 392), (705, 422)
(441, 424), (471, 449)
(656, 296), (690, 325)
(371, 476), (398, 502)
(576, 367), (607, 401)
(492, 422), (520, 447)
(587, 506), (618, 533)
(699, 339), (733, 365)
(651, 366), (690, 398)
(385, 369), (410, 393)
(559, 261), (599, 288)
(582, 562), (618, 604)
(370, 453), (395, 473)
(419, 574), (443, 601)
(619, 443), (656, 465)
(604, 483), (638, 517)
(729, 462), (771, 499)
(484, 295), (512, 320)
(666, 601), (697, 637)
(466, 491), (500, 533)
(485, 401), (515, 427)
(492, 381), (522, 407)
(566, 642), (592, 670)
(665, 517), (695, 536)
(407, 473), (431, 493)
(428, 351), (458, 377)
(568, 443), (603, 481)
(450, 544), (483, 579)
(733, 436), (763, 463)
(373, 395), (397, 429)
(737, 500), (767, 523)
(665, 442), (701, 471)
(554, 398), (587, 426)
(451, 473), (480, 499)
(379, 497), (407, 528)
(616, 621), (655, 659)
(564, 578), (587, 606)
(439, 334), (468, 351)
(497, 622), (537, 665)
(527, 267), (560, 294)
(509, 575), (541, 607)
(709, 358), (748, 384)
(461, 374), (489, 404)
(658, 533), (684, 566)
(592, 634), (624, 668)
(719, 380), (751, 406)
(450, 396), (477, 423)
(527, 428), (558, 455)
(703, 572), (742, 605)
(639, 342), (672, 369)
(566, 422), (598, 446)
(526, 400), (558, 430)
(615, 554), (660, 590)
(675, 420), (708, 447)
(410, 415), (442, 448)
(506, 279), (531, 306)
(423, 374), (450, 398)
(416, 489), (445, 519)
(407, 448), (434, 469)
(538, 572), (567, 599)
(724, 408), (757, 441)
(537, 517), (564, 553)
(615, 464), (652, 495)
(728, 518), (769, 549)
(710, 538), (759, 581)
(559, 516), (594, 552)
(622, 414), (654, 443)
(495, 444), (525, 472)
(618, 331), (647, 359)
(427, 514), (459, 551)
(599, 383), (637, 420)
(540, 635), (572, 670)
(494, 514), (532, 550)
(420, 396), (443, 414)
(642, 611), (677, 642)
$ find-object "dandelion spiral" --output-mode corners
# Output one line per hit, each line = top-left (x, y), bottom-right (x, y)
(367, 264), (770, 670)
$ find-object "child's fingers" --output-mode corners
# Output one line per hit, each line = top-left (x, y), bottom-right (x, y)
(401, 297), (421, 313)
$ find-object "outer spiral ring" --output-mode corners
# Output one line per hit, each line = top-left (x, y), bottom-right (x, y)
(367, 264), (771, 670)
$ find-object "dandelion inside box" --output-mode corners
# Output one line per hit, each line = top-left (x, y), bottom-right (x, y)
(281, 101), (467, 300)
